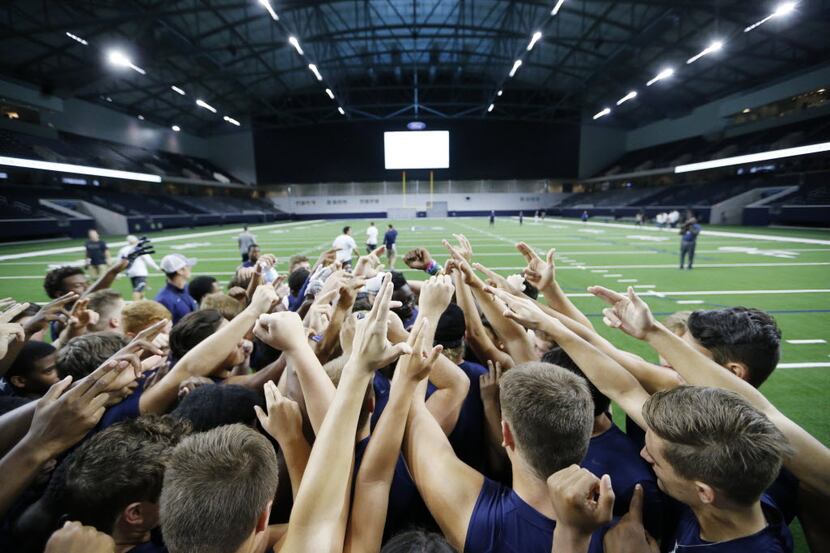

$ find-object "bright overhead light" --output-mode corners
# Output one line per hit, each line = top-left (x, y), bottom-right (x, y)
(258, 0), (279, 21)
(647, 67), (674, 86)
(171, 125), (181, 132)
(137, 114), (145, 120)
(308, 64), (323, 81)
(497, 90), (503, 96)
(551, 0), (567, 16)
(744, 2), (797, 32)
(686, 40), (724, 64)
(527, 31), (543, 51)
(616, 91), (638, 105)
(0, 155), (161, 183)
(675, 141), (830, 174)
(288, 36), (304, 56)
(195, 99), (217, 113)
(325, 88), (335, 100)
(338, 107), (346, 115)
(509, 59), (523, 78)
(487, 104), (495, 113)
(106, 49), (145, 75)
(742, 108), (751, 114)
(593, 107), (611, 120)
(66, 32), (88, 46)
(171, 85), (185, 96)
(223, 115), (241, 126)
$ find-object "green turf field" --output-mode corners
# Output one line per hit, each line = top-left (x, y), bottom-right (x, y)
(1, 216), (827, 550)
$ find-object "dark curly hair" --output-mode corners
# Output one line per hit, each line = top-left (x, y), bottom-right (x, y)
(43, 266), (85, 299)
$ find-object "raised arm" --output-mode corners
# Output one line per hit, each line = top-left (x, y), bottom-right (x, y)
(517, 242), (593, 330)
(346, 317), (441, 553)
(590, 285), (830, 497)
(139, 285), (278, 414)
(280, 274), (411, 553)
(83, 259), (129, 297)
(490, 287), (651, 429)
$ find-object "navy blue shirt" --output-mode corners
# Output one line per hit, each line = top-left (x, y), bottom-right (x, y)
(85, 240), (108, 265)
(682, 223), (701, 243)
(384, 229), (398, 249)
(155, 282), (198, 325)
(466, 478), (607, 553)
(765, 468), (799, 525)
(582, 422), (664, 536)
(448, 361), (488, 471)
(668, 494), (792, 552)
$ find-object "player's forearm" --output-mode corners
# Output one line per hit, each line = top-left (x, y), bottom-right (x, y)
(471, 287), (534, 362)
(539, 282), (593, 330)
(315, 302), (349, 363)
(286, 343), (336, 436)
(0, 401), (38, 457)
(0, 435), (50, 519)
(541, 319), (649, 428)
(283, 362), (372, 550)
(454, 273), (506, 364)
(552, 526), (593, 553)
(282, 434), (311, 500)
(425, 356), (469, 435)
(84, 263), (121, 296)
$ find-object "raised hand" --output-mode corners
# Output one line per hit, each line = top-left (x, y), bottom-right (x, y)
(588, 286), (656, 340)
(517, 242), (556, 290)
(473, 262), (522, 296)
(354, 245), (386, 278)
(255, 311), (307, 353)
(0, 323), (25, 360)
(395, 318), (443, 384)
(403, 247), (434, 271)
(0, 301), (30, 324)
(67, 298), (98, 330)
(306, 301), (333, 337)
(249, 282), (279, 314)
(602, 484), (659, 553)
(450, 234), (473, 262)
(28, 359), (131, 458)
(45, 521), (115, 553)
(417, 274), (455, 318)
(350, 274), (412, 372)
(254, 381), (304, 447)
(479, 360), (502, 405)
(486, 286), (549, 330)
(315, 247), (338, 268)
(547, 465), (615, 536)
(22, 292), (78, 336)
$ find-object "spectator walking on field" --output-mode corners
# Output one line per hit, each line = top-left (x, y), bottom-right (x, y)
(237, 225), (256, 263)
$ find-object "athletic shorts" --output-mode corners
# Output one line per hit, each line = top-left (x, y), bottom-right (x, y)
(386, 244), (396, 257)
(130, 276), (147, 292)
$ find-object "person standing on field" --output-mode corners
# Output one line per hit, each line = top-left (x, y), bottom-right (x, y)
(366, 222), (379, 254)
(238, 225), (256, 263)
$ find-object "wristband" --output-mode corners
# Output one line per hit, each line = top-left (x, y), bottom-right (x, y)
(426, 260), (442, 276)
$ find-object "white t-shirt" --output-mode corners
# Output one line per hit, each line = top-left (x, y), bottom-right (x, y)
(333, 234), (358, 262)
(118, 244), (159, 277)
(366, 226), (379, 245)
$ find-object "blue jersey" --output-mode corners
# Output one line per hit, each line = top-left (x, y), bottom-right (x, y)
(155, 283), (198, 324)
(384, 229), (398, 249)
(448, 361), (488, 471)
(466, 478), (607, 553)
(582, 422), (664, 535)
(668, 495), (792, 553)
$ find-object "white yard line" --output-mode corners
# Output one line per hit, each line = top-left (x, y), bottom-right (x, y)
(0, 220), (325, 261)
(544, 217), (830, 245)
(786, 339), (827, 344)
(778, 362), (830, 369)
(677, 300), (705, 304)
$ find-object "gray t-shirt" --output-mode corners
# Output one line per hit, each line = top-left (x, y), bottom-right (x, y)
(238, 231), (256, 254)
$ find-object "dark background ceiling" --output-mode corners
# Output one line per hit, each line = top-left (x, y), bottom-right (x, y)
(1, 0), (828, 135)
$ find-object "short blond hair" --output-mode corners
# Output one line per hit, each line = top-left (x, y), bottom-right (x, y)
(121, 300), (172, 336)
(200, 293), (243, 320)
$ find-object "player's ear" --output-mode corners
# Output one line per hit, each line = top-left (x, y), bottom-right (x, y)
(501, 420), (515, 450)
(694, 481), (716, 505)
(9, 375), (26, 389)
(255, 500), (273, 533)
(724, 362), (749, 383)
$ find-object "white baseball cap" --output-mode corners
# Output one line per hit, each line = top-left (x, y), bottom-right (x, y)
(160, 254), (196, 273)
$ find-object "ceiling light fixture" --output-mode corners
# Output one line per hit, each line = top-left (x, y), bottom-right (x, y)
(527, 31), (543, 51)
(288, 36), (304, 56)
(509, 59), (523, 78)
(686, 40), (724, 64)
(195, 99), (217, 113)
(616, 91), (638, 105)
(744, 2), (797, 33)
(308, 64), (323, 81)
(647, 67), (674, 86)
(593, 107), (611, 120)
(258, 0), (279, 21)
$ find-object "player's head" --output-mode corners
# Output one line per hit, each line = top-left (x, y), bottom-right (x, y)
(85, 289), (125, 333)
(126, 235), (138, 245)
(160, 424), (278, 553)
(434, 304), (466, 363)
(288, 255), (310, 274)
(388, 224), (394, 229)
(170, 310), (246, 372)
(63, 415), (190, 535)
(57, 332), (129, 380)
(121, 300), (172, 338)
(188, 275), (219, 305)
(87, 229), (100, 241)
(247, 244), (261, 263)
(172, 384), (263, 432)
(541, 348), (610, 418)
(389, 271), (415, 323)
(642, 386), (791, 509)
(499, 362), (593, 480)
(6, 341), (59, 397)
(288, 267), (310, 297)
(199, 293), (243, 320)
(160, 254), (195, 282)
(243, 225), (248, 231)
(370, 221), (375, 226)
(44, 266), (87, 298)
(684, 307), (781, 387)
(343, 226), (352, 235)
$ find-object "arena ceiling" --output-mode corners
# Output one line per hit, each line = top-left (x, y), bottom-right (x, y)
(1, 1), (828, 134)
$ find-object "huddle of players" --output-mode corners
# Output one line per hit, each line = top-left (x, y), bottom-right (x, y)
(0, 229), (827, 553)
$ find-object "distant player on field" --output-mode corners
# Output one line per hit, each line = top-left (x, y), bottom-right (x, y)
(332, 226), (358, 269)
(365, 222), (379, 254)
(384, 224), (398, 268)
(237, 225), (256, 263)
(679, 215), (701, 270)
(489, 210), (495, 227)
(118, 235), (160, 300)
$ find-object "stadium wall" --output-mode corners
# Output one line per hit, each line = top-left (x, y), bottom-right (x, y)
(253, 120), (580, 183)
